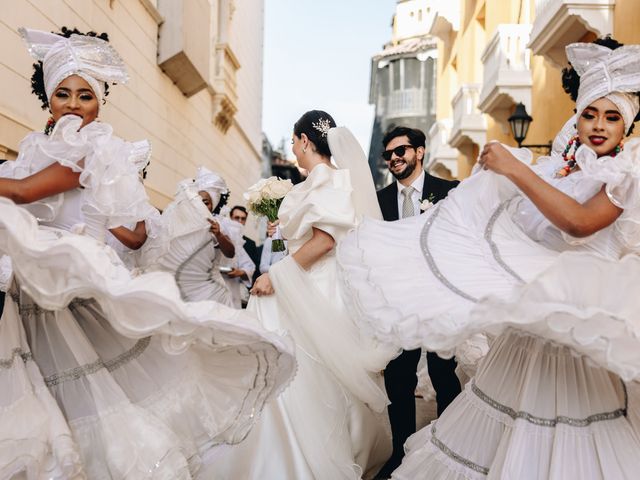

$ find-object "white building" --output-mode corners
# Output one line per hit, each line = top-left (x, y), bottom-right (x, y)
(368, 0), (437, 187)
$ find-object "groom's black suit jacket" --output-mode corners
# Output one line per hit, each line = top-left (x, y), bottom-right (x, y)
(376, 173), (458, 221)
(376, 172), (462, 464)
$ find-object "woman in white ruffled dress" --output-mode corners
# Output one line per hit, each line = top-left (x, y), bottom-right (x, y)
(338, 42), (640, 479)
(154, 167), (239, 305)
(204, 111), (396, 479)
(0, 27), (295, 479)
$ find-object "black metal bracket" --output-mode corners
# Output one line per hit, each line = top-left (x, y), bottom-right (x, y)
(519, 142), (552, 154)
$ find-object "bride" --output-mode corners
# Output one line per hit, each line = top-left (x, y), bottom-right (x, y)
(339, 40), (640, 478)
(204, 110), (396, 479)
(0, 27), (295, 479)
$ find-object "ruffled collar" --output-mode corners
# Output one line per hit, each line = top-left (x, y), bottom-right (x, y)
(574, 143), (640, 188)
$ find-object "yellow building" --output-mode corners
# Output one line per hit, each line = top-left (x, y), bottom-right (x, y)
(426, 0), (640, 180)
(0, 0), (264, 213)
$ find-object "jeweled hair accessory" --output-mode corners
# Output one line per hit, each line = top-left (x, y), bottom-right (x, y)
(566, 42), (640, 131)
(312, 118), (332, 138)
(19, 27), (129, 104)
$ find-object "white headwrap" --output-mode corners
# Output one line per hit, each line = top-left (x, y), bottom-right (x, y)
(19, 27), (128, 104)
(566, 43), (640, 132)
(194, 166), (228, 206)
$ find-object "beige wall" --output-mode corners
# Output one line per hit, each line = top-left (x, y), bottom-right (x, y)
(0, 0), (264, 212)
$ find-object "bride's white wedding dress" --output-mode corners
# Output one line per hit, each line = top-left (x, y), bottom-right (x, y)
(204, 163), (395, 479)
(339, 140), (640, 479)
(0, 116), (295, 479)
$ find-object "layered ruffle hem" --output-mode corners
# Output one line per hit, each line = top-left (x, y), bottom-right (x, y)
(0, 198), (295, 479)
(392, 330), (640, 480)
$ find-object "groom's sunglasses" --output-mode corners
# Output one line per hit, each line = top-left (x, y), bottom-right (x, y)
(382, 145), (415, 161)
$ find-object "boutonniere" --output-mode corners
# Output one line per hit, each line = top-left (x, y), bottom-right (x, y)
(420, 193), (436, 212)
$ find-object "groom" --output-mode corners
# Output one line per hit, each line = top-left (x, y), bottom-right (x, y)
(375, 126), (462, 477)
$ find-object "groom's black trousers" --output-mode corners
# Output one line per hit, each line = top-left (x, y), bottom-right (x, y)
(384, 349), (461, 461)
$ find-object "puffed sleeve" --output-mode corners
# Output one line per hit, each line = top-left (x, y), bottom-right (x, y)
(576, 140), (640, 251)
(278, 165), (357, 243)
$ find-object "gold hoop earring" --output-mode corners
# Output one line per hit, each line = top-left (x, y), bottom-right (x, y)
(302, 146), (307, 154)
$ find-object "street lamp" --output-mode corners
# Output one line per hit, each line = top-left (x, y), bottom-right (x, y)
(508, 102), (551, 153)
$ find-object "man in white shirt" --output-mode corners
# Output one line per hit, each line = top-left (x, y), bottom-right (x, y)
(225, 206), (256, 308)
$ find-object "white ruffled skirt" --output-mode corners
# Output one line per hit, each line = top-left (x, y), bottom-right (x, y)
(0, 198), (295, 479)
(392, 329), (640, 479)
(338, 168), (640, 382)
(338, 167), (640, 477)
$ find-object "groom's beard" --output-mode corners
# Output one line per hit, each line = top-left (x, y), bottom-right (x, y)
(389, 156), (418, 180)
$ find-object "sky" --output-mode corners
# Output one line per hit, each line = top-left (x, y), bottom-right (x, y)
(262, 0), (397, 158)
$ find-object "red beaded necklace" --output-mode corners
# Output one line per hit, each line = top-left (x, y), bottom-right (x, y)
(556, 135), (624, 177)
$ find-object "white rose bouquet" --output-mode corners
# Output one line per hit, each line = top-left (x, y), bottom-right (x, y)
(244, 176), (294, 252)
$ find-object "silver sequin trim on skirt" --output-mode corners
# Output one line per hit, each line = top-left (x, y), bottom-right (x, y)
(484, 200), (525, 283)
(430, 424), (490, 475)
(43, 336), (152, 387)
(420, 205), (478, 303)
(471, 380), (627, 427)
(0, 347), (33, 368)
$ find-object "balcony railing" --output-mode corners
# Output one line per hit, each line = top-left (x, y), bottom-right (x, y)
(529, 0), (615, 68)
(478, 24), (532, 126)
(385, 89), (428, 118)
(450, 84), (487, 149)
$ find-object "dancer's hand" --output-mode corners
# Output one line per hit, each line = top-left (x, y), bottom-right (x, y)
(478, 141), (522, 177)
(227, 268), (248, 280)
(208, 219), (221, 236)
(208, 219), (235, 257)
(251, 273), (274, 296)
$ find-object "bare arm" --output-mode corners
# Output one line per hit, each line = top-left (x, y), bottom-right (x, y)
(109, 221), (148, 250)
(251, 227), (335, 297)
(479, 142), (622, 237)
(208, 219), (235, 257)
(0, 162), (81, 203)
(292, 227), (335, 270)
